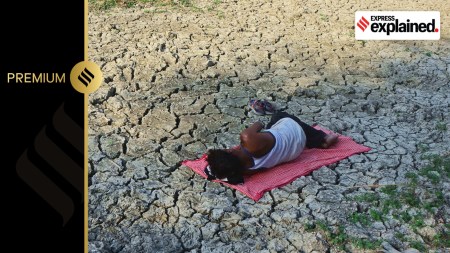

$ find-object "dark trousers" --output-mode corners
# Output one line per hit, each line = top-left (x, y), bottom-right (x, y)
(266, 111), (327, 149)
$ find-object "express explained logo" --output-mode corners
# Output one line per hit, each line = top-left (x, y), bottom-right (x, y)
(357, 16), (370, 32)
(355, 11), (440, 40)
(364, 15), (437, 35)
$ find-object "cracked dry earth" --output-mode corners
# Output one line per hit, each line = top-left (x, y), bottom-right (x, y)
(87, 1), (450, 252)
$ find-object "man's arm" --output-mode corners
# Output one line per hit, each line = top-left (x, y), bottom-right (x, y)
(240, 121), (275, 157)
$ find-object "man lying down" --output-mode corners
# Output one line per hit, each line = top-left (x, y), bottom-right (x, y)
(205, 111), (339, 185)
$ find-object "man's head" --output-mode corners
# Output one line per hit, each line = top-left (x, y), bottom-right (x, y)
(206, 149), (244, 184)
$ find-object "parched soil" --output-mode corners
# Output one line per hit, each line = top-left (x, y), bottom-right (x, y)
(88, 1), (450, 252)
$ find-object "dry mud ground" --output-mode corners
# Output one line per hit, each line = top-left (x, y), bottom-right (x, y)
(88, 1), (450, 252)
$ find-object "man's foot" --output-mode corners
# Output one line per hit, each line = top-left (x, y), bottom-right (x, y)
(321, 134), (339, 148)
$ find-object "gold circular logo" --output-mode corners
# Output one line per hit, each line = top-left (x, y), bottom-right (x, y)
(70, 61), (103, 94)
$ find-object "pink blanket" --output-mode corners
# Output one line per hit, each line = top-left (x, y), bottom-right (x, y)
(182, 126), (371, 201)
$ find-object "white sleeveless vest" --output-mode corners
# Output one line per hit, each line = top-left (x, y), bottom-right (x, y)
(249, 118), (306, 170)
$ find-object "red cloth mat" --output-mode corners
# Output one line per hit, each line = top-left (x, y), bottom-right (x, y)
(182, 126), (371, 201)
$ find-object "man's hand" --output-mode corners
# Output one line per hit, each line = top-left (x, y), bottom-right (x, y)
(253, 121), (265, 131)
(242, 121), (264, 136)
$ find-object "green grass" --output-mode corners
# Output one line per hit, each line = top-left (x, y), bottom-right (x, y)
(400, 211), (412, 223)
(330, 225), (348, 246)
(352, 238), (382, 250)
(316, 220), (329, 232)
(435, 122), (447, 131)
(380, 185), (397, 195)
(369, 209), (383, 221)
(349, 30), (355, 38)
(405, 172), (419, 185)
(381, 198), (401, 214)
(320, 13), (329, 22)
(315, 221), (348, 250)
(90, 0), (117, 10)
(421, 154), (450, 178)
(90, 0), (223, 13)
(411, 213), (425, 229)
(395, 232), (407, 242)
(420, 159), (441, 181)
(417, 143), (429, 153)
(422, 188), (445, 213)
(409, 240), (426, 252)
(179, 0), (190, 5)
(350, 212), (372, 226)
(308, 220), (382, 250)
(207, 0), (221, 11)
(419, 169), (440, 184)
(400, 188), (421, 207)
(304, 222), (316, 232)
(344, 153), (450, 251)
(432, 229), (450, 248)
(353, 192), (379, 202)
